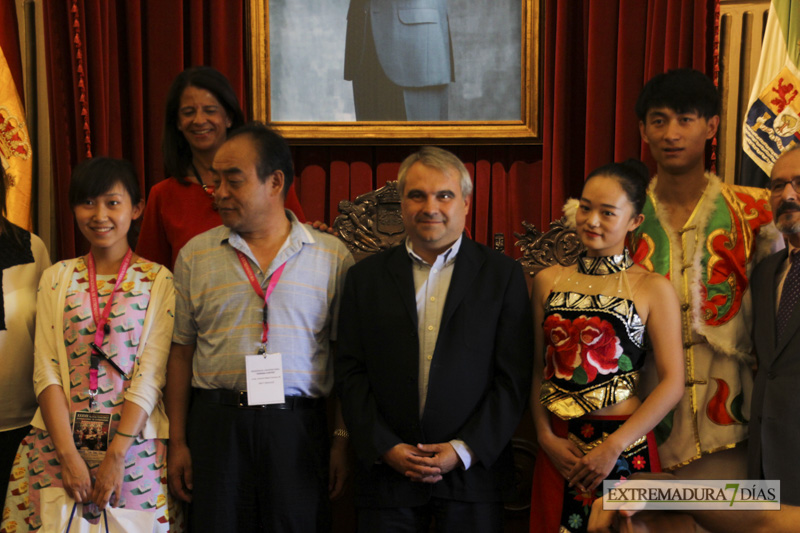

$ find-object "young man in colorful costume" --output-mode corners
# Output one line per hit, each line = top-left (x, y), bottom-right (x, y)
(630, 69), (779, 477)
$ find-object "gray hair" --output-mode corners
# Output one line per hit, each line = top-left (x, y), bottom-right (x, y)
(397, 146), (473, 197)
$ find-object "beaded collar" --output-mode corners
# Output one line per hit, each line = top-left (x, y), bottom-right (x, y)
(576, 250), (633, 275)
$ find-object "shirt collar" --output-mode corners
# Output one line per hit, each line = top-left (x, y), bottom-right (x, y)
(405, 234), (463, 267)
(789, 241), (800, 262)
(222, 210), (312, 273)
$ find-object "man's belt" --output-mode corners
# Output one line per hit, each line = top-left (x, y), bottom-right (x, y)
(193, 388), (323, 410)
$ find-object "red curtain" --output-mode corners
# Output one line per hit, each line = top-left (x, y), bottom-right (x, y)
(293, 145), (544, 255)
(0, 2), (23, 99)
(543, 0), (718, 219)
(43, 0), (247, 259)
(43, 0), (717, 260)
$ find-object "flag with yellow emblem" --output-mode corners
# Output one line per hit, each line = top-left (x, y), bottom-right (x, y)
(0, 43), (32, 229)
(741, 0), (800, 187)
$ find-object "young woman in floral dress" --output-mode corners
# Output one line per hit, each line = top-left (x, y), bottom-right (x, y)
(2, 158), (179, 532)
(529, 160), (684, 533)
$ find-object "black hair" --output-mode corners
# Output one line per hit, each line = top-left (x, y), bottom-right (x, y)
(162, 66), (245, 183)
(226, 122), (294, 194)
(69, 157), (143, 247)
(635, 69), (720, 121)
(585, 159), (650, 215)
(69, 157), (142, 208)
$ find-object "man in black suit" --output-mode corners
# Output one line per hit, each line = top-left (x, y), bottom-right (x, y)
(335, 146), (533, 531)
(344, 0), (454, 121)
(749, 145), (800, 505)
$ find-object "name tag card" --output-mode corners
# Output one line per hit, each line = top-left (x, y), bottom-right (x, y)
(245, 352), (285, 405)
(73, 411), (111, 465)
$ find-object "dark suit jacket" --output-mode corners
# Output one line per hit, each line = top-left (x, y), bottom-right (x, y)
(749, 248), (800, 505)
(335, 238), (534, 507)
(344, 0), (454, 88)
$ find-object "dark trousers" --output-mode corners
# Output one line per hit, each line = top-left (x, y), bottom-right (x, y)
(351, 15), (449, 121)
(357, 498), (504, 533)
(0, 425), (30, 501)
(188, 391), (331, 532)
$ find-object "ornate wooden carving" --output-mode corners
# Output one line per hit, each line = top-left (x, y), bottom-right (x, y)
(514, 217), (584, 277)
(333, 180), (406, 261)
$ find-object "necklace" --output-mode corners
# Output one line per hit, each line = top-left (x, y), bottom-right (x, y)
(576, 249), (633, 276)
(190, 162), (215, 197)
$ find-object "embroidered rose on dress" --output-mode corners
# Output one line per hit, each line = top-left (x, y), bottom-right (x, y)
(543, 314), (582, 380)
(578, 316), (624, 381)
(543, 314), (624, 384)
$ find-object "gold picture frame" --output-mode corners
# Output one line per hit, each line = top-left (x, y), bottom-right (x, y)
(248, 0), (541, 144)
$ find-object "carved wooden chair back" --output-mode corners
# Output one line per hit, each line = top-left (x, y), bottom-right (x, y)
(513, 216), (585, 292)
(332, 180), (406, 262)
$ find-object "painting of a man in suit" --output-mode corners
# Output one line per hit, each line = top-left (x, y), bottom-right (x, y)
(267, 0), (521, 122)
(344, 0), (454, 121)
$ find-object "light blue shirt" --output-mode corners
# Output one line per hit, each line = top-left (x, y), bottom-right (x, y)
(173, 211), (354, 397)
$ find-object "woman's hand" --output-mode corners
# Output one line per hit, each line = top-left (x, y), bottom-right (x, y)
(91, 450), (126, 509)
(60, 451), (93, 504)
(567, 438), (623, 493)
(539, 432), (583, 480)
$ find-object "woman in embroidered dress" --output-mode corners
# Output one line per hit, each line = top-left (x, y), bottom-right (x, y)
(1, 158), (179, 531)
(136, 66), (305, 270)
(529, 160), (684, 533)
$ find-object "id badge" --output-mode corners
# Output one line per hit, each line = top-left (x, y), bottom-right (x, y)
(72, 411), (112, 465)
(245, 352), (285, 405)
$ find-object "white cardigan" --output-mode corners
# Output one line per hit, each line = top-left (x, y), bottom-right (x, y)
(31, 258), (174, 439)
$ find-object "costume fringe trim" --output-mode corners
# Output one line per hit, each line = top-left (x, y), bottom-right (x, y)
(649, 174), (757, 364)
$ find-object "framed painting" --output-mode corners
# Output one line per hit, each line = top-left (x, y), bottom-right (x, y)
(248, 0), (541, 143)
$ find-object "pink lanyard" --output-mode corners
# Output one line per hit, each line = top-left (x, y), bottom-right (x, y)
(236, 250), (286, 353)
(87, 249), (132, 398)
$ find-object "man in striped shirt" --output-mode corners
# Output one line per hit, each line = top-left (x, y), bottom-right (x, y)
(164, 122), (353, 531)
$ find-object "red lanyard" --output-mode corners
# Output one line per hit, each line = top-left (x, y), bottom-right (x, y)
(236, 250), (286, 352)
(87, 249), (132, 395)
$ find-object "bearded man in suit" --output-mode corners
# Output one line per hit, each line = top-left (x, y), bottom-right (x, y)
(749, 145), (800, 505)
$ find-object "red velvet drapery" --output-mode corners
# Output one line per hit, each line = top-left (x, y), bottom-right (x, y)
(543, 0), (717, 219)
(42, 0), (717, 261)
(0, 2), (23, 100)
(42, 0), (247, 259)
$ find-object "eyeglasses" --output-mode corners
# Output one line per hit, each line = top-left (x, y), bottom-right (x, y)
(770, 176), (800, 195)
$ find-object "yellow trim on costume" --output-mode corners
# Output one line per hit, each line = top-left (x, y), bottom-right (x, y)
(662, 440), (745, 472)
(677, 181), (711, 460)
(541, 372), (640, 420)
(568, 431), (648, 456)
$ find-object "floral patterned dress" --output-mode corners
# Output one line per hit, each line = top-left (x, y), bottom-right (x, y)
(2, 258), (179, 532)
(530, 252), (661, 533)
